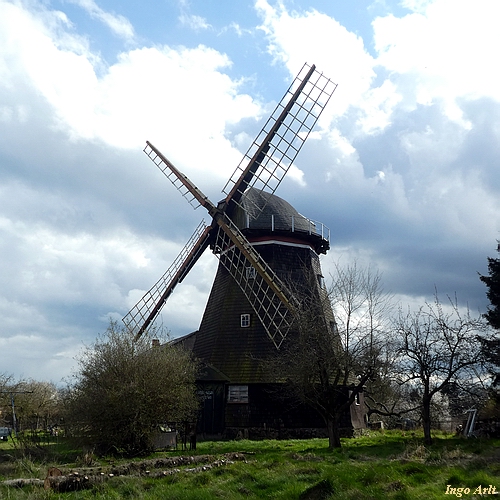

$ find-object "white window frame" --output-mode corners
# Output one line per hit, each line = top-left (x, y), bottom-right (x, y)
(246, 266), (257, 280)
(228, 385), (249, 404)
(240, 313), (251, 328)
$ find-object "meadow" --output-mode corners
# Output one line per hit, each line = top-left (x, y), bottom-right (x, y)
(0, 430), (498, 499)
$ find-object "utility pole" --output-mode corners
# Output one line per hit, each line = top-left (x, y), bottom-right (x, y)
(0, 390), (33, 437)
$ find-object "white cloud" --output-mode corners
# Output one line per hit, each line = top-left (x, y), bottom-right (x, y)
(179, 13), (212, 31)
(0, 212), (169, 308)
(68, 0), (135, 40)
(0, 1), (100, 134)
(287, 164), (306, 187)
(255, 0), (376, 120)
(373, 0), (500, 119)
(252, 1), (498, 313)
(356, 80), (403, 134)
(177, 0), (211, 31)
(0, 0), (263, 193)
(324, 128), (364, 182)
(0, 329), (82, 383)
(400, 0), (433, 14)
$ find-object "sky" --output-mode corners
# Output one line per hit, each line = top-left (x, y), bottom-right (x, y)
(1, 0), (499, 384)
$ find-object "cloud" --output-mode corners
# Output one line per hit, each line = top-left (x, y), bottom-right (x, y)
(177, 0), (211, 31)
(373, 0), (500, 121)
(179, 13), (212, 31)
(0, 0), (263, 191)
(68, 0), (135, 40)
(255, 0), (376, 121)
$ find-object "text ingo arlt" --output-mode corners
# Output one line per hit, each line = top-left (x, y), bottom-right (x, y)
(445, 484), (497, 497)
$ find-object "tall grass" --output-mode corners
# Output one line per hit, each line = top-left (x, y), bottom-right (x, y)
(0, 430), (498, 499)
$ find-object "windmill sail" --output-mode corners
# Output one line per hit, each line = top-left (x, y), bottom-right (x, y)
(213, 214), (297, 349)
(123, 220), (212, 339)
(144, 142), (217, 213)
(222, 63), (337, 217)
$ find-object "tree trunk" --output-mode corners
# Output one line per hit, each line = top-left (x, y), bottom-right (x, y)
(326, 416), (342, 449)
(2, 479), (44, 488)
(44, 474), (100, 492)
(2, 453), (248, 491)
(422, 396), (432, 445)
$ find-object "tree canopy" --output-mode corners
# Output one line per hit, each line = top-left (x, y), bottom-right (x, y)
(479, 249), (500, 330)
(63, 321), (198, 456)
(479, 245), (500, 403)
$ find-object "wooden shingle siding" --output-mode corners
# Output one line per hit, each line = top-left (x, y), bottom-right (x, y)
(193, 242), (334, 384)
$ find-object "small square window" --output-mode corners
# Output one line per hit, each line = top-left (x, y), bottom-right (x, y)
(228, 385), (248, 403)
(241, 313), (251, 328)
(246, 266), (257, 280)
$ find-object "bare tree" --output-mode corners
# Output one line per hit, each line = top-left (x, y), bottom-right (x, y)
(276, 261), (394, 449)
(394, 294), (492, 445)
(363, 352), (422, 428)
(63, 321), (199, 456)
(0, 373), (15, 427)
(13, 380), (61, 432)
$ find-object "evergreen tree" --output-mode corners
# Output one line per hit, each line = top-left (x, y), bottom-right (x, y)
(479, 243), (500, 393)
(479, 243), (500, 329)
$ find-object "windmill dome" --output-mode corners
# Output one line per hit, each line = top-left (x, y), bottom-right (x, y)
(233, 187), (330, 255)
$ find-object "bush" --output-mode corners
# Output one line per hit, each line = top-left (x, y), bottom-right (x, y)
(62, 321), (198, 456)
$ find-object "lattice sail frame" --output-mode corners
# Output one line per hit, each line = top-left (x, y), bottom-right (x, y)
(222, 63), (337, 216)
(144, 142), (203, 210)
(213, 215), (297, 349)
(123, 220), (211, 337)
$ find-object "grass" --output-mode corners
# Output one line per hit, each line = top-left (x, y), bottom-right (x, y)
(0, 430), (498, 499)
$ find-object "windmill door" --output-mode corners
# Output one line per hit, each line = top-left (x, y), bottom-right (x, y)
(197, 383), (225, 436)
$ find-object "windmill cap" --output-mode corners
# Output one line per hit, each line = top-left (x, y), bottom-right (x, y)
(233, 188), (330, 254)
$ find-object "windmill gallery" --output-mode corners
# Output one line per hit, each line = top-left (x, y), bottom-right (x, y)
(123, 64), (366, 439)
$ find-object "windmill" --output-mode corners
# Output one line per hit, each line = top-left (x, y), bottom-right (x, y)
(123, 63), (336, 346)
(123, 64), (347, 436)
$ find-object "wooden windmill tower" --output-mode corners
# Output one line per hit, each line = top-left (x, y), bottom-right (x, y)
(123, 64), (361, 437)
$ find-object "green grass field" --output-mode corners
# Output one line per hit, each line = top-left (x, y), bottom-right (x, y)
(0, 430), (498, 499)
